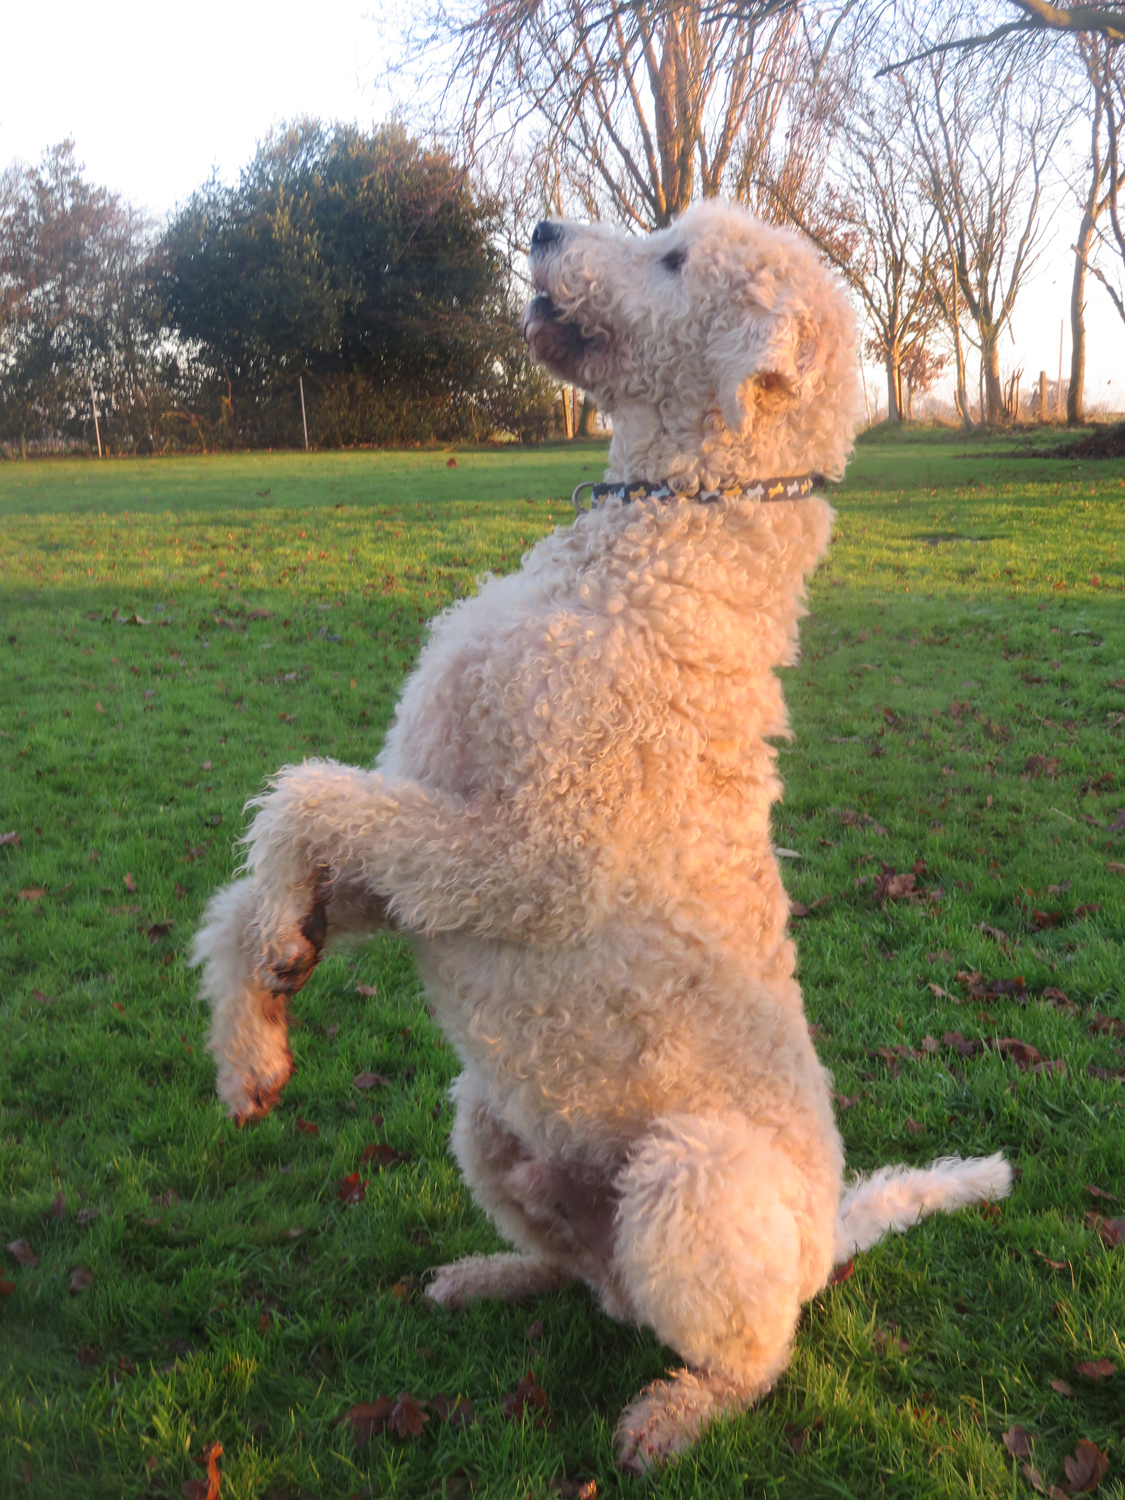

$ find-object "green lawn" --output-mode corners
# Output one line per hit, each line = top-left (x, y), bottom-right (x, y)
(1, 430), (1123, 1500)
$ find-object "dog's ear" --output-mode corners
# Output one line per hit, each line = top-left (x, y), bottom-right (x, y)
(710, 300), (822, 435)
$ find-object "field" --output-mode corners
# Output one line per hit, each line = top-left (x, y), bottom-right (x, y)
(1, 430), (1124, 1500)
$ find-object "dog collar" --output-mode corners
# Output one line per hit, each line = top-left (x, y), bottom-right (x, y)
(571, 473), (824, 513)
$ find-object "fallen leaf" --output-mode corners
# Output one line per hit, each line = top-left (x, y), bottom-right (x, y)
(6, 1239), (40, 1268)
(944, 1030), (983, 1058)
(1063, 1439), (1109, 1494)
(927, 949), (956, 962)
(32, 989), (53, 1005)
(146, 921), (173, 944)
(1073, 904), (1102, 920)
(828, 1259), (854, 1285)
(428, 1395), (476, 1430)
(979, 921), (1011, 947)
(1021, 1463), (1049, 1495)
(44, 1190), (65, 1222)
(1024, 755), (1061, 778)
(785, 1423), (809, 1454)
(76, 1346), (102, 1367)
(181, 1440), (222, 1500)
(18, 887), (44, 903)
(1036, 1252), (1067, 1270)
(174, 883), (187, 899)
(873, 1326), (911, 1355)
(391, 1279), (413, 1303)
(833, 1092), (861, 1109)
(1086, 1184), (1117, 1201)
(1049, 1378), (1076, 1396)
(1074, 1357), (1116, 1379)
(76, 1208), (98, 1226)
(995, 1037), (1043, 1071)
(360, 1143), (410, 1168)
(1107, 861), (1125, 875)
(551, 1481), (596, 1500)
(1003, 1425), (1035, 1458)
(124, 873), (137, 893)
(927, 983), (951, 999)
(353, 1071), (391, 1091)
(1087, 1014), (1125, 1037)
(1090, 1215), (1125, 1247)
(337, 1173), (366, 1205)
(0, 1280), (14, 1297)
(905, 1118), (925, 1135)
(502, 1368), (550, 1424)
(0, 831), (20, 847)
(388, 1392), (429, 1438)
(157, 1188), (179, 1210)
(1087, 1062), (1125, 1083)
(69, 1266), (95, 1294)
(296, 1119), (319, 1137)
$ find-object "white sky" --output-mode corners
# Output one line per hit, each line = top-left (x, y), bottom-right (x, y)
(3, 0), (1120, 410)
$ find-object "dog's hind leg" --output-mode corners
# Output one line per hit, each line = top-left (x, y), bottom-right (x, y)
(610, 1112), (839, 1474)
(426, 1069), (610, 1309)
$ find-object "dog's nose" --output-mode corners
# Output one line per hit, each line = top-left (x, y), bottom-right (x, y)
(531, 220), (563, 250)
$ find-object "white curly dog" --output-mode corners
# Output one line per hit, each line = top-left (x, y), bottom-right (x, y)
(193, 201), (1010, 1473)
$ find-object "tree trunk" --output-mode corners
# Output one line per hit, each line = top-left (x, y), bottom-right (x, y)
(1068, 199), (1100, 427)
(578, 393), (599, 437)
(948, 278), (973, 429)
(885, 350), (902, 424)
(19, 427), (27, 460)
(981, 333), (1004, 423)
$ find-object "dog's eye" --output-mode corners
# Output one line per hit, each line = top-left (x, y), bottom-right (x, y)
(659, 248), (686, 274)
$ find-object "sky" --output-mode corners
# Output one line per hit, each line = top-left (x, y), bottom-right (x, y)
(3, 0), (1120, 412)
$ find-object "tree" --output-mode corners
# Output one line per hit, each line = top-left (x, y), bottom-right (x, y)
(1079, 31), (1125, 331)
(771, 70), (943, 424)
(417, 0), (825, 231)
(0, 142), (151, 456)
(898, 14), (1069, 424)
(161, 121), (552, 445)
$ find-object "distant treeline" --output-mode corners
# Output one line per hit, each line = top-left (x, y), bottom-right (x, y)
(0, 124), (556, 455)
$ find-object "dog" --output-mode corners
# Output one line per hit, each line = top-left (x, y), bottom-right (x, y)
(192, 201), (1011, 1473)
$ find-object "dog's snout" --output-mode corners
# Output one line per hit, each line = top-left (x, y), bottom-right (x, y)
(531, 220), (563, 251)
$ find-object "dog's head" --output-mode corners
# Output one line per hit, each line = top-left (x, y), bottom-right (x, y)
(523, 201), (861, 486)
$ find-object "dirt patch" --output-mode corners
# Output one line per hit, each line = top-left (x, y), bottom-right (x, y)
(1018, 421), (1125, 460)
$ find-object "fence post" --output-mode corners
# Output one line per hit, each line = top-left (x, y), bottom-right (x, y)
(1056, 322), (1063, 419)
(299, 377), (309, 452)
(1039, 371), (1047, 420)
(90, 378), (102, 458)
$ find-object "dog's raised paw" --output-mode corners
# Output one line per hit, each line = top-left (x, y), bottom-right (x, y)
(614, 1369), (751, 1474)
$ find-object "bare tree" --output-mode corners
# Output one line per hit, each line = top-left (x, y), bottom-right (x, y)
(771, 70), (943, 424)
(1080, 31), (1125, 329)
(413, 0), (827, 231)
(899, 17), (1069, 424)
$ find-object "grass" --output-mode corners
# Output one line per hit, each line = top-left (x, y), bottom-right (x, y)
(0, 429), (1123, 1500)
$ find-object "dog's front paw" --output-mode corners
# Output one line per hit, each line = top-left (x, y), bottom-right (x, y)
(254, 877), (330, 995)
(614, 1370), (749, 1474)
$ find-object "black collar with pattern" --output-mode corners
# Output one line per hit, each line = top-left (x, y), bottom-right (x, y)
(571, 473), (826, 512)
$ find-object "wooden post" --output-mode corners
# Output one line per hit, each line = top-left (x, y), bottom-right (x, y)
(1056, 321), (1064, 418)
(859, 362), (871, 427)
(90, 378), (102, 458)
(299, 377), (309, 452)
(571, 385), (579, 440)
(1039, 370), (1047, 419)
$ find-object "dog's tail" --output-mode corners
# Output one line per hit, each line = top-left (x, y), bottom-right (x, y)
(832, 1152), (1012, 1265)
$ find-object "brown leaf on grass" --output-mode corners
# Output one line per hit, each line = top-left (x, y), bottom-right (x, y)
(361, 1143), (410, 1169)
(1050, 1379), (1076, 1396)
(872, 865), (918, 903)
(828, 1259), (854, 1285)
(0, 1279), (15, 1297)
(944, 1030), (984, 1058)
(44, 1190), (65, 1222)
(927, 949), (956, 962)
(1087, 1063), (1125, 1083)
(1020, 1463), (1061, 1497)
(1024, 755), (1061, 779)
(502, 1367), (550, 1424)
(994, 1037), (1043, 1071)
(107, 905), (140, 916)
(905, 1119), (925, 1135)
(1003, 1426), (1035, 1458)
(353, 1071), (391, 1091)
(873, 1326), (910, 1355)
(920, 1035), (941, 1053)
(18, 887), (44, 903)
(123, 873), (137, 893)
(1086, 1184), (1117, 1201)
(957, 971), (1027, 1002)
(337, 1173), (366, 1205)
(69, 1266), (95, 1294)
(1042, 987), (1073, 1012)
(76, 1346), (102, 1367)
(355, 982), (378, 997)
(1087, 1014), (1125, 1038)
(789, 895), (831, 918)
(1073, 903), (1102, 920)
(551, 1481), (596, 1500)
(1030, 909), (1064, 929)
(338, 1398), (394, 1444)
(295, 1118), (319, 1136)
(1074, 1357), (1116, 1379)
(832, 1093), (861, 1109)
(32, 989), (53, 1005)
(158, 1188), (179, 1209)
(388, 1392), (429, 1438)
(1036, 1252), (1067, 1270)
(831, 807), (888, 835)
(429, 1394), (475, 1430)
(146, 921), (173, 944)
(1063, 1439), (1109, 1494)
(1107, 861), (1125, 875)
(7, 1239), (40, 1268)
(0, 830), (20, 847)
(979, 922), (1011, 948)
(174, 883), (187, 900)
(181, 1441), (222, 1500)
(785, 1423), (809, 1454)
(1086, 1215), (1125, 1247)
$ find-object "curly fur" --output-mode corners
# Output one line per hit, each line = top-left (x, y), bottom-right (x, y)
(191, 201), (1010, 1472)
